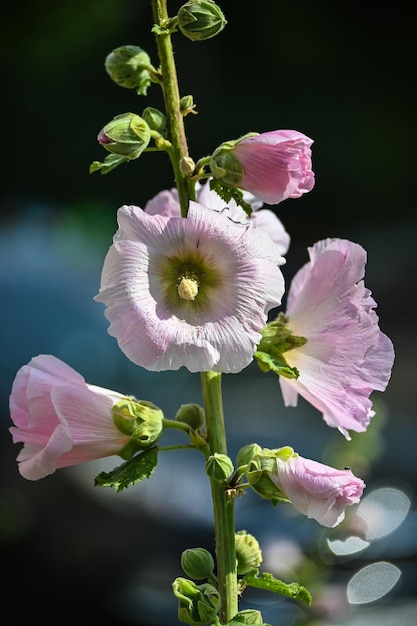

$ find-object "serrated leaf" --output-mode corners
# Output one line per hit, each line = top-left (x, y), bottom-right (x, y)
(94, 446), (158, 492)
(254, 350), (300, 379)
(243, 572), (312, 606)
(209, 179), (253, 216)
(89, 153), (127, 175)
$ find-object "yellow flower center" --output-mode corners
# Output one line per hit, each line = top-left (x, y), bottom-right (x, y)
(177, 276), (199, 301)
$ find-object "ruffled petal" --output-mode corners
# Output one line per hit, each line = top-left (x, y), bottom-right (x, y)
(281, 239), (394, 437)
(96, 202), (285, 373)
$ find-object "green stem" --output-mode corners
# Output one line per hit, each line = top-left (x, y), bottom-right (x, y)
(151, 0), (193, 215)
(151, 2), (237, 621)
(201, 371), (238, 623)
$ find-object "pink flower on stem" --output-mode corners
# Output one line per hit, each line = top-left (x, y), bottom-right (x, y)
(271, 453), (365, 528)
(95, 202), (285, 373)
(279, 238), (395, 438)
(144, 181), (291, 256)
(210, 130), (315, 205)
(9, 355), (132, 480)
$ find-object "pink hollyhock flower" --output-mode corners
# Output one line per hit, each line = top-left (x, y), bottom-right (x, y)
(95, 201), (285, 373)
(270, 453), (365, 528)
(279, 238), (395, 438)
(144, 182), (290, 255)
(9, 355), (132, 480)
(210, 130), (315, 205)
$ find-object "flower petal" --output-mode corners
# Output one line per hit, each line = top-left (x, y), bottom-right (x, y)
(280, 239), (394, 437)
(96, 202), (285, 373)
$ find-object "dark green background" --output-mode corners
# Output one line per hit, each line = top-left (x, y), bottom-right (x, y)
(1, 2), (416, 625)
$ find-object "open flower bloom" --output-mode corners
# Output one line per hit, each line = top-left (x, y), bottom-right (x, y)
(210, 130), (315, 205)
(270, 453), (365, 528)
(144, 181), (290, 256)
(95, 201), (285, 373)
(9, 355), (131, 480)
(279, 238), (395, 438)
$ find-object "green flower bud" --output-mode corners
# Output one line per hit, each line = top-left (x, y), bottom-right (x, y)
(236, 443), (263, 469)
(175, 403), (205, 430)
(181, 548), (215, 580)
(112, 398), (164, 449)
(230, 610), (265, 625)
(180, 95), (197, 116)
(235, 530), (262, 575)
(205, 453), (234, 483)
(173, 577), (220, 626)
(142, 106), (167, 134)
(97, 112), (151, 160)
(180, 156), (196, 176)
(177, 1), (227, 42)
(105, 45), (152, 95)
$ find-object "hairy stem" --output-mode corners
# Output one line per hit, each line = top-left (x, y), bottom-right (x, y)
(201, 371), (238, 623)
(151, 2), (238, 621)
(151, 0), (192, 215)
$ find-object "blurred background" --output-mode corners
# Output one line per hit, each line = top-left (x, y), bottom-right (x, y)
(1, 1), (416, 625)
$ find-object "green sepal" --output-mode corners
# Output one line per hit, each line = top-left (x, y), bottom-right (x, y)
(173, 577), (220, 626)
(112, 398), (164, 448)
(94, 446), (158, 492)
(255, 313), (307, 379)
(254, 350), (300, 380)
(209, 179), (253, 216)
(242, 571), (312, 606)
(89, 154), (128, 175)
(243, 447), (294, 505)
(227, 609), (270, 626)
(152, 20), (178, 36)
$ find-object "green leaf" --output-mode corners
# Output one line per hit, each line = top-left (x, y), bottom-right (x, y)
(89, 153), (128, 175)
(243, 571), (312, 606)
(209, 179), (253, 216)
(94, 446), (158, 492)
(254, 350), (300, 379)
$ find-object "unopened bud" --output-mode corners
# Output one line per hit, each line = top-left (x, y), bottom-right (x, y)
(97, 112), (151, 159)
(175, 403), (205, 430)
(230, 610), (265, 625)
(235, 530), (262, 575)
(236, 443), (262, 469)
(205, 453), (234, 483)
(180, 156), (196, 175)
(180, 95), (197, 116)
(142, 106), (167, 134)
(105, 45), (152, 95)
(177, 1), (227, 42)
(181, 548), (215, 580)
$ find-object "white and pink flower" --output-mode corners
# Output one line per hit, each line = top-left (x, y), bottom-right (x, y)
(95, 201), (285, 373)
(271, 452), (365, 528)
(9, 355), (131, 480)
(144, 181), (291, 256)
(210, 130), (315, 205)
(279, 238), (395, 438)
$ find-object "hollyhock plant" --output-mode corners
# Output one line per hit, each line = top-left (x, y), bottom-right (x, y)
(270, 451), (366, 528)
(9, 355), (161, 480)
(210, 130), (315, 205)
(95, 201), (285, 373)
(277, 238), (394, 438)
(144, 181), (291, 255)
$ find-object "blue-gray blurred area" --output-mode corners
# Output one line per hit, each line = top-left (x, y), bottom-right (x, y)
(1, 1), (416, 625)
